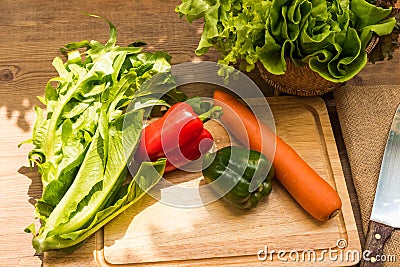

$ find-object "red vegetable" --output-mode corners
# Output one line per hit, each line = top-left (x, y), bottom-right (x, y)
(135, 102), (221, 172)
(164, 128), (214, 172)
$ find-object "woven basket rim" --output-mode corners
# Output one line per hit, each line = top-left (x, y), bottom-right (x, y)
(257, 61), (345, 96)
(258, 35), (379, 96)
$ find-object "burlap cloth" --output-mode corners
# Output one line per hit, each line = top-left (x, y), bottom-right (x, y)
(334, 85), (400, 266)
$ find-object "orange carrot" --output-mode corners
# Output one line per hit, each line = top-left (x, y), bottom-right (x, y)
(213, 90), (342, 221)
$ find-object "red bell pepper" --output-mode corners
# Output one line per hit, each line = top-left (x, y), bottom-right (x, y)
(164, 128), (214, 172)
(135, 101), (221, 172)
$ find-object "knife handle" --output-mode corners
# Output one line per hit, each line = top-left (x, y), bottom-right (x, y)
(359, 221), (394, 267)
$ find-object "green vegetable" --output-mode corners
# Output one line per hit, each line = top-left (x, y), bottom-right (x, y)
(176, 0), (396, 82)
(368, 8), (400, 63)
(202, 146), (274, 209)
(22, 15), (182, 253)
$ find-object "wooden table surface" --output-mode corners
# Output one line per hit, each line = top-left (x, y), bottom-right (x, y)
(1, 1), (399, 266)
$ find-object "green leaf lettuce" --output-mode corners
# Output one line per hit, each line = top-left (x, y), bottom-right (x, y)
(176, 0), (396, 82)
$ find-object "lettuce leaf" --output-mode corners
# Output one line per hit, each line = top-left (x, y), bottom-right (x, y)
(176, 0), (396, 82)
(23, 15), (180, 253)
(28, 159), (166, 253)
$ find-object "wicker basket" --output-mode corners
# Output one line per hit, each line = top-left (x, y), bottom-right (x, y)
(257, 35), (380, 96)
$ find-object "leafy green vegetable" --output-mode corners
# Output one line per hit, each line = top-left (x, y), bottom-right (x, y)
(176, 0), (396, 82)
(368, 7), (400, 63)
(22, 15), (180, 253)
(27, 159), (166, 252)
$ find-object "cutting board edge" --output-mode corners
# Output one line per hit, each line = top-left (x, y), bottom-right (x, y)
(96, 96), (362, 266)
(95, 228), (362, 267)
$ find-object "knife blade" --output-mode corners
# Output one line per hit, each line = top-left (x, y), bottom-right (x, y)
(360, 103), (400, 267)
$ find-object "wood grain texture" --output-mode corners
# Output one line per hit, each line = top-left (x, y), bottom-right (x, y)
(101, 97), (360, 266)
(0, 1), (267, 266)
(0, 0), (270, 131)
(1, 0), (399, 266)
(359, 221), (394, 267)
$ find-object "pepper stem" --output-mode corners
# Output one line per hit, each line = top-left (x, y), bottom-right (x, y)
(198, 105), (223, 123)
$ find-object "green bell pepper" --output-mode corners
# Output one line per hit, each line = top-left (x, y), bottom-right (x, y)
(202, 146), (274, 209)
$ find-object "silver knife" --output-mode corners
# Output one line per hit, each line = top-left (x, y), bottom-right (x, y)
(359, 103), (400, 267)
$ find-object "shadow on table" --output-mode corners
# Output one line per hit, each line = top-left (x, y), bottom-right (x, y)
(0, 64), (44, 133)
(18, 165), (42, 207)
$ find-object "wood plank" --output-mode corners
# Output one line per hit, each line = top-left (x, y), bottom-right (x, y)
(0, 113), (42, 266)
(1, 1), (399, 266)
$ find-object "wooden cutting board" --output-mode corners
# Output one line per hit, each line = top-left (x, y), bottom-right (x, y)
(91, 96), (361, 266)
